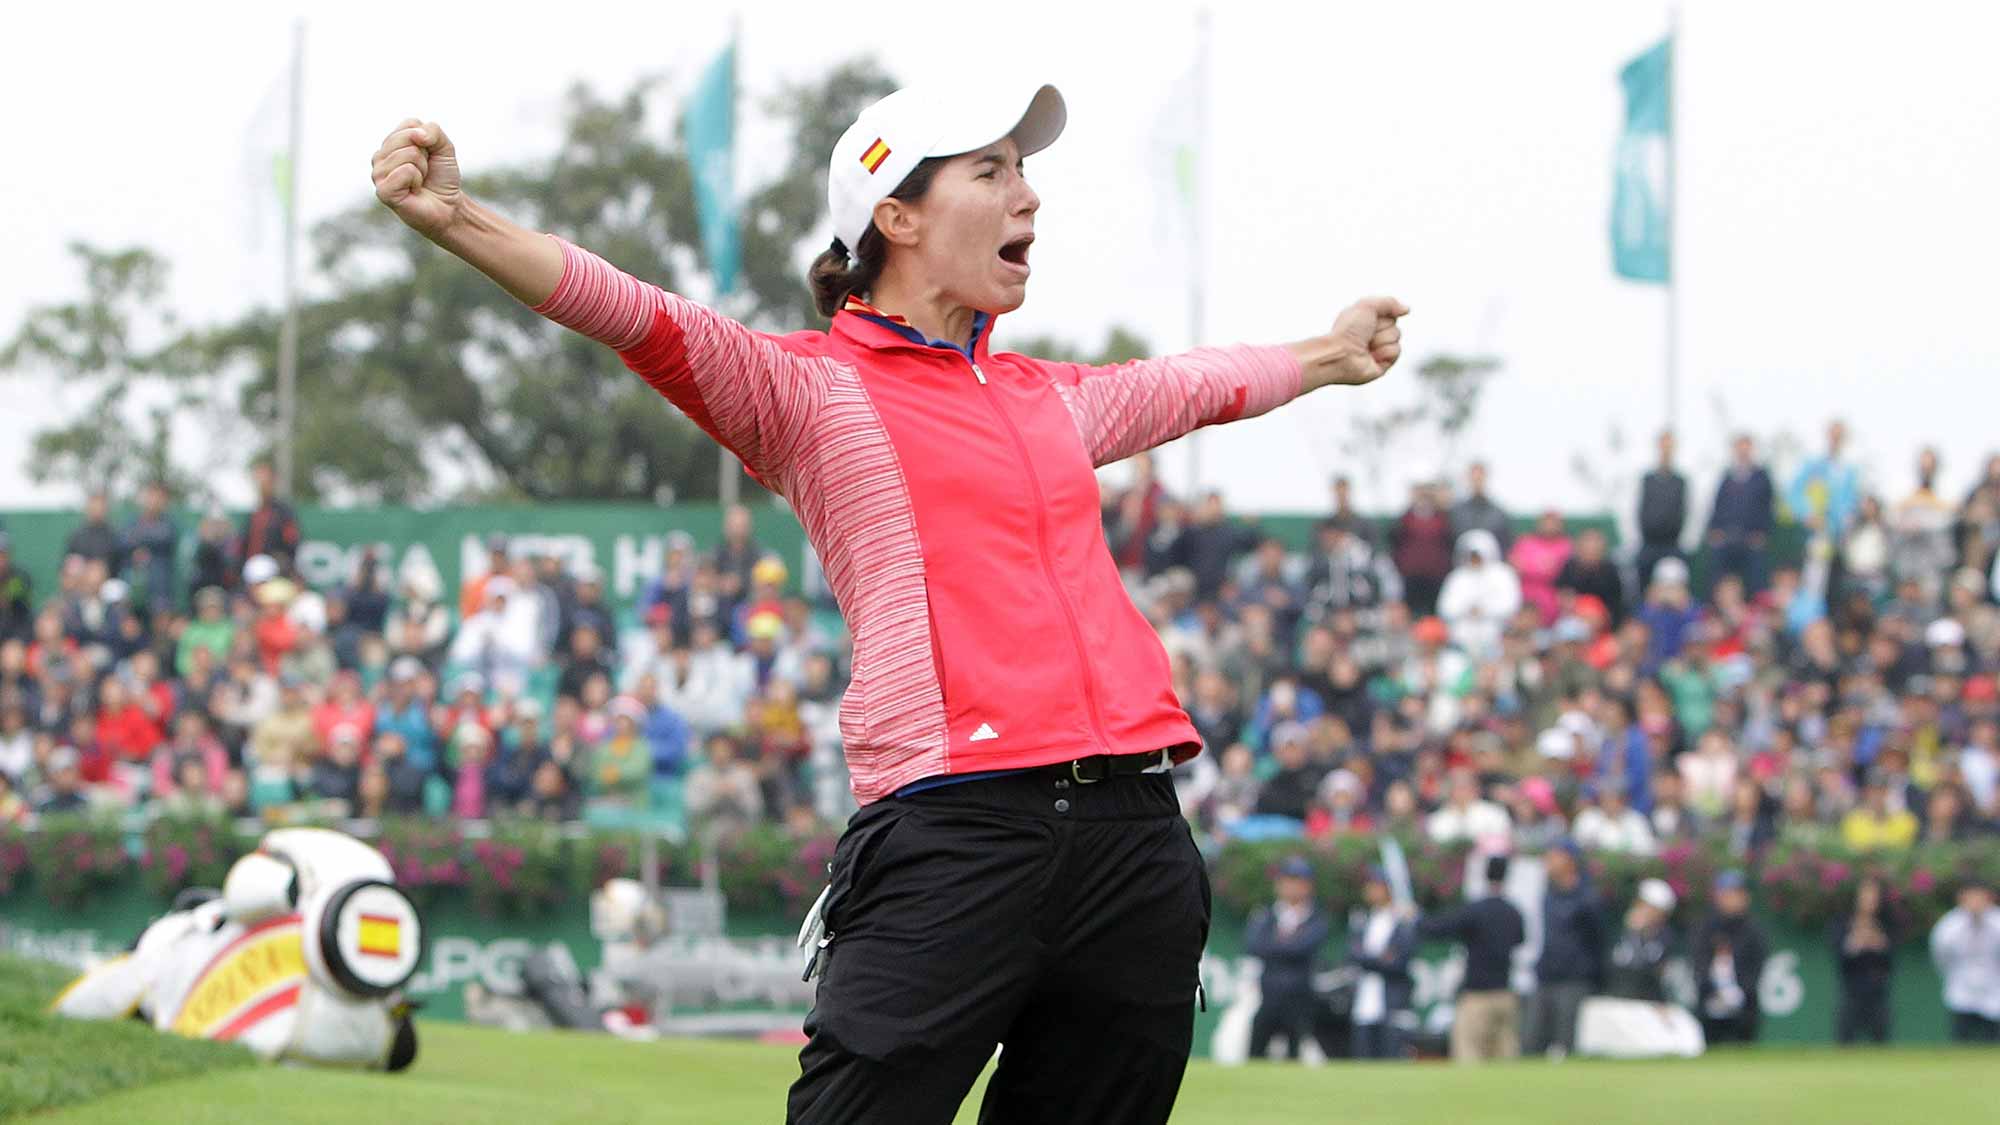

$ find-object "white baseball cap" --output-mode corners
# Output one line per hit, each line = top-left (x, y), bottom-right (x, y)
(1926, 618), (1967, 648)
(243, 554), (280, 586)
(827, 80), (1067, 255)
(1638, 878), (1677, 913)
(1536, 728), (1575, 759)
(1652, 557), (1691, 587)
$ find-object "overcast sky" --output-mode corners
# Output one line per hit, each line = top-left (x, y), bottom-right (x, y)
(4, 0), (1996, 524)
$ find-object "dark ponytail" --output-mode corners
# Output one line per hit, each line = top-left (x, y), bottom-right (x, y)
(808, 156), (948, 318)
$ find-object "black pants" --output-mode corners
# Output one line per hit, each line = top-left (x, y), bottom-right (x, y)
(1250, 990), (1341, 1061)
(1951, 1012), (2000, 1043)
(1522, 981), (1588, 1056)
(1836, 992), (1891, 1044)
(787, 768), (1210, 1125)
(1708, 537), (1768, 596)
(1702, 1012), (1761, 1045)
(1350, 1021), (1405, 1060)
(1403, 575), (1444, 618)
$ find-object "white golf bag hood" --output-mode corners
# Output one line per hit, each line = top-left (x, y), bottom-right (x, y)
(52, 827), (425, 1071)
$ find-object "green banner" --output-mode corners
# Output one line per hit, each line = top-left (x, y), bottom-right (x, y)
(2, 504), (1642, 620)
(0, 887), (1954, 1051)
(0, 504), (812, 616)
(1195, 918), (1952, 1054)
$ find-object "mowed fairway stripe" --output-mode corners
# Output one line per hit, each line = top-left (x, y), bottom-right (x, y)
(35, 1022), (1996, 1125)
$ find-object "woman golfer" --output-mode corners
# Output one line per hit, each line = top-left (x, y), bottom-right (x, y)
(373, 78), (1404, 1124)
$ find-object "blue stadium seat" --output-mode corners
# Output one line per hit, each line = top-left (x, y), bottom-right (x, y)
(249, 775), (296, 812)
(525, 664), (559, 700)
(423, 775), (451, 817)
(649, 776), (686, 831)
(1224, 814), (1307, 842)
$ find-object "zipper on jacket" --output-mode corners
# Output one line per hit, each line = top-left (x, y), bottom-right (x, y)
(967, 358), (1114, 753)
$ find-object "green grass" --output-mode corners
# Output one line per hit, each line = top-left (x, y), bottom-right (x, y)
(0, 954), (255, 1118)
(7, 950), (1995, 1123)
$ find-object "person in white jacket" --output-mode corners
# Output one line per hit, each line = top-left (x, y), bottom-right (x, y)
(1931, 881), (2000, 1042)
(447, 578), (544, 695)
(1572, 776), (1658, 855)
(1438, 528), (1523, 661)
(1427, 767), (1512, 844)
(688, 619), (755, 708)
(658, 641), (752, 739)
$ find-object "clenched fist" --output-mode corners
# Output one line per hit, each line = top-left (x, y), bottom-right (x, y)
(372, 119), (463, 240)
(1327, 297), (1409, 386)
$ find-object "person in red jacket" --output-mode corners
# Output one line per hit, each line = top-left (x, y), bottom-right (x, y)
(1392, 482), (1455, 617)
(372, 80), (1404, 1125)
(311, 670), (377, 760)
(251, 581), (301, 675)
(96, 676), (165, 763)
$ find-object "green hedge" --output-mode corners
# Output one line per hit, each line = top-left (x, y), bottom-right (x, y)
(1211, 832), (2000, 932)
(0, 813), (839, 921)
(1210, 834), (1738, 921)
(5, 814), (1995, 933)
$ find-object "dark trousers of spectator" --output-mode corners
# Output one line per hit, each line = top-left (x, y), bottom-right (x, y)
(1522, 981), (1588, 1057)
(1404, 575), (1444, 618)
(788, 769), (1208, 1125)
(1708, 537), (1767, 596)
(1950, 1012), (2000, 1043)
(1836, 993), (1891, 1045)
(1635, 544), (1682, 599)
(1350, 1021), (1404, 1060)
(1702, 1012), (1761, 1045)
(1250, 991), (1341, 1061)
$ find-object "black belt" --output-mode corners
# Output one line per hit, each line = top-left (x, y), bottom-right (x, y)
(1042, 750), (1170, 784)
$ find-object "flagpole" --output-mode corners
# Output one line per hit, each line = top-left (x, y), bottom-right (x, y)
(1186, 7), (1211, 497)
(276, 19), (304, 500)
(717, 18), (743, 510)
(1664, 5), (1679, 438)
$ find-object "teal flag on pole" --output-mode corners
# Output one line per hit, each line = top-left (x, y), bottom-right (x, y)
(685, 42), (740, 296)
(1611, 37), (1671, 283)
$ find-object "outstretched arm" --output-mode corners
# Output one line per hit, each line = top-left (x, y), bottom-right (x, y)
(372, 120), (823, 483)
(1054, 297), (1407, 468)
(1293, 297), (1408, 394)
(372, 120), (563, 304)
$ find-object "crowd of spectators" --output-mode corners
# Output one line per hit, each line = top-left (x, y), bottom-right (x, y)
(1123, 425), (2000, 863)
(0, 463), (848, 837)
(4, 422), (2000, 878)
(1097, 418), (2000, 1054)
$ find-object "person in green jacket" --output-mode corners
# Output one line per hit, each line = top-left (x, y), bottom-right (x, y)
(176, 587), (237, 679)
(587, 697), (652, 809)
(1658, 622), (1724, 738)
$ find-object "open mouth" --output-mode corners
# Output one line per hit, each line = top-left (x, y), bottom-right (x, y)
(998, 234), (1034, 272)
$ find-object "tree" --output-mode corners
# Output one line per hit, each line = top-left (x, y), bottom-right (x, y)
(206, 65), (908, 504)
(0, 244), (210, 500)
(998, 326), (1151, 367)
(1336, 352), (1502, 507)
(8, 62), (1155, 505)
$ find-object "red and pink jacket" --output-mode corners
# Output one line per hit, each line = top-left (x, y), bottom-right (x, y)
(535, 239), (1303, 803)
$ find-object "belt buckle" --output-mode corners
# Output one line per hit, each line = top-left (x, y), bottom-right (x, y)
(1070, 758), (1102, 785)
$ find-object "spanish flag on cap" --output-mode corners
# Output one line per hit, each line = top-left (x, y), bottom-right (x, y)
(358, 913), (402, 959)
(859, 138), (892, 174)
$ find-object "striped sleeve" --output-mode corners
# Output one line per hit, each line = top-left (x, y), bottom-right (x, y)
(531, 236), (824, 485)
(1047, 344), (1304, 468)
